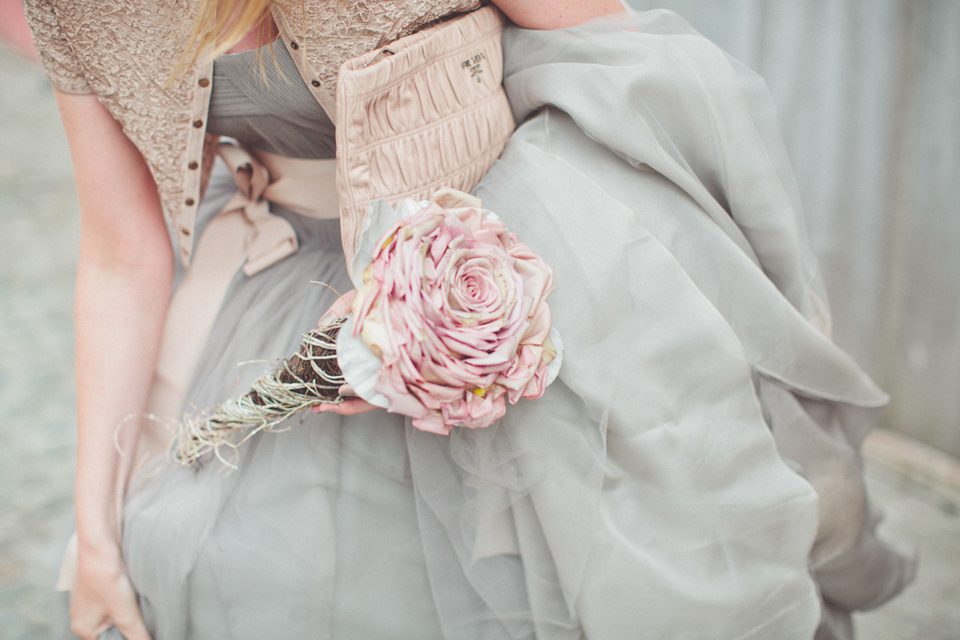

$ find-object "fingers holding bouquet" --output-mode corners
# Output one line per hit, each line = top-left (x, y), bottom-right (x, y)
(307, 289), (379, 416)
(317, 288), (356, 323)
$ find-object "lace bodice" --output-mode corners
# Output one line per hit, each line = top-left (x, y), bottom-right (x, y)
(23, 0), (484, 265)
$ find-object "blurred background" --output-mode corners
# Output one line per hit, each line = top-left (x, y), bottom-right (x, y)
(1, 0), (957, 638)
(627, 0), (960, 459)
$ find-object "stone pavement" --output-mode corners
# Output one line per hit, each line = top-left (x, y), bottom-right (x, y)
(1, 44), (958, 640)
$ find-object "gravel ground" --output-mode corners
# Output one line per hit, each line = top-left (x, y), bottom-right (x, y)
(1, 44), (957, 640)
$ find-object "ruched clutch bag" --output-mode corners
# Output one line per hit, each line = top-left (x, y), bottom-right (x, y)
(335, 5), (515, 266)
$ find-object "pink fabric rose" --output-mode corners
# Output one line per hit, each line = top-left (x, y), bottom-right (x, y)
(351, 201), (556, 434)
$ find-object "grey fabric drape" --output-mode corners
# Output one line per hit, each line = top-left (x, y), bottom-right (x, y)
(628, 0), (960, 456)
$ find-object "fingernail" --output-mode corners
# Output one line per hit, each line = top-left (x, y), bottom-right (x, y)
(318, 311), (337, 327)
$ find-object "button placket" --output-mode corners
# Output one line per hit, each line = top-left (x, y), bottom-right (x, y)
(273, 9), (334, 120)
(178, 59), (214, 266)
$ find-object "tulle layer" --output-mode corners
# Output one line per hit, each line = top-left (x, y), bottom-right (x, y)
(119, 9), (913, 640)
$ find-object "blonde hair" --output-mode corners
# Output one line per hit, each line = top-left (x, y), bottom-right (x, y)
(174, 0), (276, 79)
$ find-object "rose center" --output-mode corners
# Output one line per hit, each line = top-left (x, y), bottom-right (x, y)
(451, 264), (503, 313)
(463, 275), (486, 300)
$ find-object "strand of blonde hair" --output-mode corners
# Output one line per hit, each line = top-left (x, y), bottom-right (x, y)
(172, 0), (276, 81)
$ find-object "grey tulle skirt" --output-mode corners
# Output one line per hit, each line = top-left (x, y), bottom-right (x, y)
(115, 10), (914, 640)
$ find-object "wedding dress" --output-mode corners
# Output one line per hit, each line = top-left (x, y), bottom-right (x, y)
(113, 9), (913, 639)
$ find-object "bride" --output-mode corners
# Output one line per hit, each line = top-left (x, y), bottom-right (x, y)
(24, 0), (913, 638)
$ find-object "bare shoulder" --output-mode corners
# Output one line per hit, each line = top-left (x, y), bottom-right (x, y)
(490, 0), (625, 29)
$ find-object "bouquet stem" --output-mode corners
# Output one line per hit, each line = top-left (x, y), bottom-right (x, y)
(175, 316), (348, 467)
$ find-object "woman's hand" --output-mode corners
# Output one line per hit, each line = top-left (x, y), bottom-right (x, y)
(314, 387), (378, 415)
(312, 289), (379, 415)
(70, 542), (150, 640)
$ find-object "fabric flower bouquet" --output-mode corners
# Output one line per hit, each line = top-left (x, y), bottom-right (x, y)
(177, 189), (562, 465)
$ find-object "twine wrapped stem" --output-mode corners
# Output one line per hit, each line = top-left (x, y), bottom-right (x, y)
(176, 316), (348, 467)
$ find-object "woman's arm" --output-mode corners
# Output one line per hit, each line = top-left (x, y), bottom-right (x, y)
(55, 89), (171, 640)
(491, 0), (625, 29)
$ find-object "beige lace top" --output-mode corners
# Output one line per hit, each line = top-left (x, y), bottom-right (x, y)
(23, 0), (483, 265)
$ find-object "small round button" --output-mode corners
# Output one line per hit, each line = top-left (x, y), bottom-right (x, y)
(311, 79), (320, 87)
(198, 77), (210, 88)
(187, 161), (199, 170)
(185, 198), (195, 206)
(192, 119), (203, 128)
(290, 41), (299, 50)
